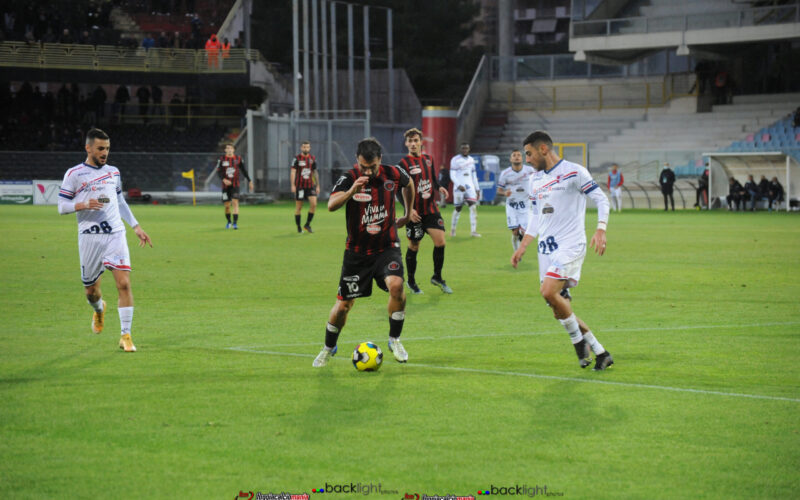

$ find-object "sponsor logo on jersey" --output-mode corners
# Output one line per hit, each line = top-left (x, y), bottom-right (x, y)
(353, 192), (372, 202)
(516, 187), (525, 192)
(542, 204), (554, 214)
(298, 160), (307, 166)
(222, 161), (230, 167)
(409, 167), (421, 175)
(384, 180), (395, 191)
(388, 261), (400, 271)
(366, 224), (381, 234)
(98, 196), (110, 203)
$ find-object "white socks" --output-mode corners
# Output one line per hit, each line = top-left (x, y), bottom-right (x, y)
(451, 208), (461, 230)
(118, 306), (133, 335)
(583, 331), (605, 355)
(89, 298), (104, 313)
(469, 204), (478, 232)
(559, 313), (583, 344)
(511, 233), (520, 251)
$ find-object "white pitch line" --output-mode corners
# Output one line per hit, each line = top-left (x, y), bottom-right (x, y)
(224, 346), (800, 403)
(231, 320), (800, 349)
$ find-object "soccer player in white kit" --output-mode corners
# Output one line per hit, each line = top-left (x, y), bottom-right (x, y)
(449, 143), (481, 237)
(511, 131), (614, 370)
(497, 149), (535, 251)
(58, 128), (152, 352)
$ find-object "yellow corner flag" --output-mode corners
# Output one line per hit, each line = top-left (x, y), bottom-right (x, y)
(181, 169), (196, 206)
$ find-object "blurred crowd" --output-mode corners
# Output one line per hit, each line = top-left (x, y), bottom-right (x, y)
(2, 0), (114, 45)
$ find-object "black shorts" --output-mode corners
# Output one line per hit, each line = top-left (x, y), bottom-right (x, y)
(337, 248), (404, 300)
(405, 212), (446, 241)
(222, 185), (240, 202)
(294, 187), (317, 201)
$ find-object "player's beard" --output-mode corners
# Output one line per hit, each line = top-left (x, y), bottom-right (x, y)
(93, 154), (107, 166)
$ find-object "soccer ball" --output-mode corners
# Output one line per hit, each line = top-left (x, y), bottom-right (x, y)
(352, 342), (383, 371)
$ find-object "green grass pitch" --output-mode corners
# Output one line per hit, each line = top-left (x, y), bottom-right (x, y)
(1, 203), (799, 499)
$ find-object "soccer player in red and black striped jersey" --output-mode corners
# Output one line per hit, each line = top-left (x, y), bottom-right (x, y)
(312, 138), (416, 368)
(215, 143), (253, 229)
(290, 141), (320, 233)
(397, 128), (452, 294)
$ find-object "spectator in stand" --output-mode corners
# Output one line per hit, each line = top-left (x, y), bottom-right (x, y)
(205, 33), (221, 69)
(78, 30), (93, 45)
(142, 33), (155, 50)
(114, 85), (130, 122)
(169, 93), (183, 126)
(59, 28), (74, 44)
(92, 85), (107, 119)
(24, 28), (36, 45)
(136, 85), (150, 122)
(41, 26), (57, 43)
(768, 177), (784, 211)
(726, 177), (745, 211)
(190, 13), (202, 37)
(221, 37), (231, 67)
(151, 85), (163, 117)
(695, 166), (709, 209)
(157, 31), (169, 48)
(793, 106), (800, 129)
(743, 175), (759, 211)
(234, 37), (243, 49)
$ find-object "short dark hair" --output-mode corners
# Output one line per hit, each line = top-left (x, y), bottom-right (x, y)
(511, 148), (521, 153)
(356, 137), (383, 161)
(85, 128), (109, 145)
(404, 128), (423, 140)
(460, 142), (470, 147)
(523, 131), (553, 148)
(301, 140), (311, 146)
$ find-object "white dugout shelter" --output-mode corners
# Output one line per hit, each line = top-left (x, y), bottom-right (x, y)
(703, 152), (799, 212)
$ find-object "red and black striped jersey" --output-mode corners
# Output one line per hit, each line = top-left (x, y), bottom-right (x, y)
(291, 154), (317, 189)
(332, 165), (411, 255)
(397, 153), (440, 216)
(216, 155), (249, 188)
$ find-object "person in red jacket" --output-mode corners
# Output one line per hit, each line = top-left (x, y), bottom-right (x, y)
(205, 34), (221, 69)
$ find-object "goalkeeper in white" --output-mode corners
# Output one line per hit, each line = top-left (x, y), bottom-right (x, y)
(511, 131), (614, 370)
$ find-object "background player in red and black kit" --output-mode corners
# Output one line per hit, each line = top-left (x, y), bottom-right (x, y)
(215, 143), (252, 229)
(313, 137), (416, 367)
(398, 128), (452, 295)
(290, 141), (320, 233)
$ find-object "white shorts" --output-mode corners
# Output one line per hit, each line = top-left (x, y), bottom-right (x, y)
(79, 231), (132, 286)
(538, 243), (586, 289)
(453, 185), (478, 206)
(505, 200), (531, 230)
(610, 187), (622, 198)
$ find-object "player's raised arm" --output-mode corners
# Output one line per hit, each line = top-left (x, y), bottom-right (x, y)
(328, 173), (360, 211)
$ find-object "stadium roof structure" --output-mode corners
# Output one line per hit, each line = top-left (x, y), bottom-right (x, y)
(569, 3), (800, 64)
(702, 151), (798, 212)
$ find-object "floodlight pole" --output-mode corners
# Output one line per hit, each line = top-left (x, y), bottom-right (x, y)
(330, 1), (338, 117)
(312, 0), (319, 117)
(363, 6), (370, 114)
(302, 0), (310, 117)
(347, 3), (355, 114)
(292, 0), (299, 116)
(387, 8), (394, 123)
(321, 0), (329, 114)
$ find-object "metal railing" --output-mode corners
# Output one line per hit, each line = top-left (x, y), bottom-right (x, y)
(490, 52), (694, 81)
(501, 73), (696, 112)
(572, 3), (800, 37)
(457, 55), (489, 145)
(0, 42), (261, 73)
